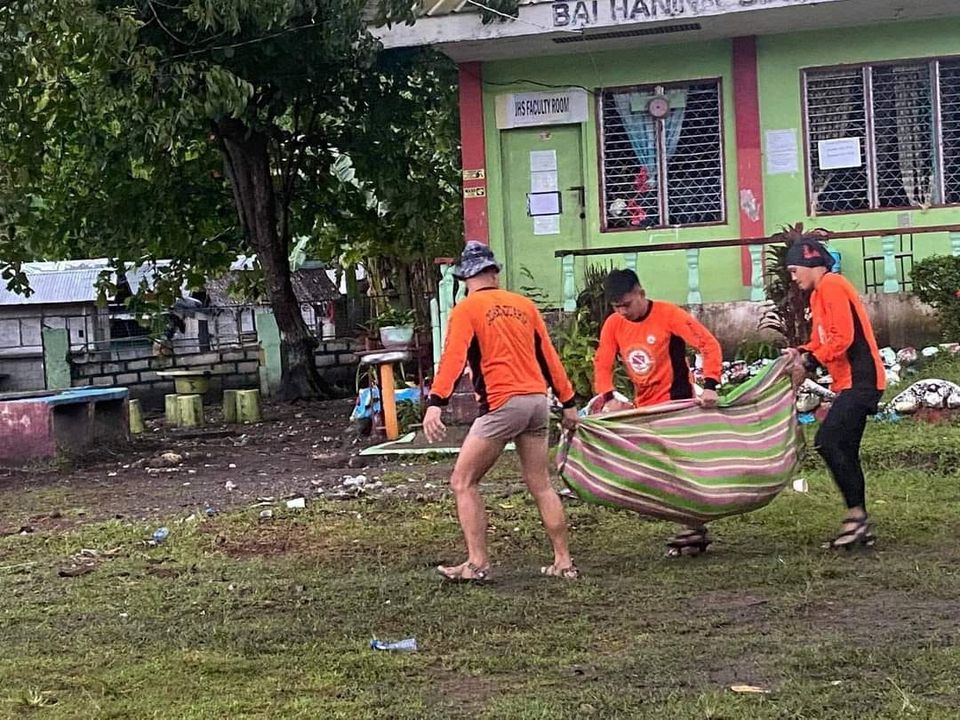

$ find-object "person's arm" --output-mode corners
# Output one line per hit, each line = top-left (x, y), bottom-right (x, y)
(593, 316), (619, 399)
(805, 282), (855, 365)
(426, 305), (473, 407)
(671, 308), (722, 391)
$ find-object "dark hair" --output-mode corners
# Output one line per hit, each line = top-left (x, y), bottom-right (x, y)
(604, 269), (641, 302)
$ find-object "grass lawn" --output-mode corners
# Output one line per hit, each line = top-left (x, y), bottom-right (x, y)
(1, 420), (959, 719)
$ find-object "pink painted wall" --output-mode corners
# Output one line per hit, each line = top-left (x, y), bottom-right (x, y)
(0, 403), (54, 464)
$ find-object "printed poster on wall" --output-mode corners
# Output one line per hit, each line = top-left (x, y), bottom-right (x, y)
(818, 138), (862, 170)
(765, 129), (798, 175)
(533, 216), (560, 235)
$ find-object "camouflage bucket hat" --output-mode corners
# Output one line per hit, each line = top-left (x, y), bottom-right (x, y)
(453, 241), (502, 280)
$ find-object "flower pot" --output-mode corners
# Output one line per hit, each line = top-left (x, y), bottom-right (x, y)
(379, 325), (414, 349)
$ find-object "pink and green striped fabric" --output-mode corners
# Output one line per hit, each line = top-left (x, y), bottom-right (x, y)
(558, 357), (801, 525)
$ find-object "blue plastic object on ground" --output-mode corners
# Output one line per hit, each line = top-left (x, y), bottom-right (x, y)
(351, 387), (422, 421)
(152, 527), (170, 543)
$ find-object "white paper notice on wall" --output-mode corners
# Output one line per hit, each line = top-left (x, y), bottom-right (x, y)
(533, 216), (560, 235)
(530, 170), (559, 193)
(527, 191), (561, 217)
(529, 150), (557, 173)
(818, 137), (862, 170)
(765, 129), (798, 175)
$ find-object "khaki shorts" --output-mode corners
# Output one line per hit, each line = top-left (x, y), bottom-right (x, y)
(469, 394), (549, 441)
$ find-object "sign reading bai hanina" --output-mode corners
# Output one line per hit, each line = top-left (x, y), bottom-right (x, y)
(552, 0), (817, 28)
(495, 89), (589, 129)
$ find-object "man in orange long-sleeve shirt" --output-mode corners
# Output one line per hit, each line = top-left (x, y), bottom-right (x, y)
(783, 236), (885, 549)
(592, 269), (724, 556)
(423, 242), (580, 582)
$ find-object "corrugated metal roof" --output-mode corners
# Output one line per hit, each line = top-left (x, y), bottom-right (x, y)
(0, 268), (107, 306)
(420, 0), (546, 16)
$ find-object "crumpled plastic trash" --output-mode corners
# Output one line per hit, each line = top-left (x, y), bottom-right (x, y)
(350, 387), (422, 422)
(896, 347), (918, 366)
(797, 413), (817, 425)
(879, 346), (897, 367)
(370, 638), (417, 652)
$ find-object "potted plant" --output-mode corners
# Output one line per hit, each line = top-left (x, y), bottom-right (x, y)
(376, 306), (416, 349)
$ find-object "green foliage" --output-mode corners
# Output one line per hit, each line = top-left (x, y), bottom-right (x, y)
(552, 308), (596, 400)
(375, 305), (416, 329)
(911, 254), (960, 341)
(734, 339), (780, 363)
(518, 266), (551, 310)
(476, 0), (520, 23)
(760, 223), (813, 347)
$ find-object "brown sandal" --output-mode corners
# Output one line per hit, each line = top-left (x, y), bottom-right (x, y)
(540, 563), (580, 580)
(436, 562), (490, 583)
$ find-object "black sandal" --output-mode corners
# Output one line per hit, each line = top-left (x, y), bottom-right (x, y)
(666, 526), (711, 557)
(822, 516), (875, 550)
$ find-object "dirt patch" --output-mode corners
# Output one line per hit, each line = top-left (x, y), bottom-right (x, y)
(204, 520), (315, 559)
(428, 668), (502, 715)
(0, 398), (461, 534)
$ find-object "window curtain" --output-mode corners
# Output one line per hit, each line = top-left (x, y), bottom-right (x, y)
(613, 93), (658, 186)
(891, 65), (934, 206)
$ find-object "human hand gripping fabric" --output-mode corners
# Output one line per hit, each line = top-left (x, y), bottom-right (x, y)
(697, 388), (719, 408)
(423, 405), (447, 443)
(781, 348), (808, 388)
(561, 407), (579, 432)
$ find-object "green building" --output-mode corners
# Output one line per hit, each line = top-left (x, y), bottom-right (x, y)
(379, 0), (960, 324)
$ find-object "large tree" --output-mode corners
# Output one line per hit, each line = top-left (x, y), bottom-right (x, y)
(0, 0), (452, 400)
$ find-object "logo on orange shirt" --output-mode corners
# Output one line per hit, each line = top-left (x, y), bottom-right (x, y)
(626, 348), (653, 375)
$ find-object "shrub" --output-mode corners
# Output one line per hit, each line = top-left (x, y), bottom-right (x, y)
(911, 254), (960, 341)
(759, 223), (814, 347)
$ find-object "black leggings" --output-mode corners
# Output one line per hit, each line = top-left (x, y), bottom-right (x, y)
(814, 388), (883, 511)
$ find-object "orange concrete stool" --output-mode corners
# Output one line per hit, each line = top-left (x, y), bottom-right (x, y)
(358, 349), (412, 441)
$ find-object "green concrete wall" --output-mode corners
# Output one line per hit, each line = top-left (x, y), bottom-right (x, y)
(758, 18), (960, 293)
(481, 18), (960, 305)
(484, 40), (742, 305)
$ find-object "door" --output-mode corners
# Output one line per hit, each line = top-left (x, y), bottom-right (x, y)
(500, 125), (586, 305)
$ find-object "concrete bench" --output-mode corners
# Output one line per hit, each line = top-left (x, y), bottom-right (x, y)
(0, 387), (129, 465)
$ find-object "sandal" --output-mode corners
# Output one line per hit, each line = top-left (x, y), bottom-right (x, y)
(540, 563), (580, 580)
(666, 526), (711, 557)
(436, 562), (490, 583)
(822, 516), (875, 550)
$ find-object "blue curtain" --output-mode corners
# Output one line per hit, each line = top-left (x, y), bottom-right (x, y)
(614, 94), (658, 187)
(613, 90), (689, 184)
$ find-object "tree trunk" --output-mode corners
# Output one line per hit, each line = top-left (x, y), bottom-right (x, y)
(216, 118), (331, 401)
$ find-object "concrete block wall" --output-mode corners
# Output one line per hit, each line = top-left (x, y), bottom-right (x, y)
(65, 339), (361, 408)
(70, 346), (263, 409)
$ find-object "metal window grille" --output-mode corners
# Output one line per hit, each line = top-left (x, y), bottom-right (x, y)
(806, 59), (960, 213)
(600, 81), (723, 230)
(805, 68), (869, 213)
(871, 63), (935, 208)
(940, 60), (960, 204)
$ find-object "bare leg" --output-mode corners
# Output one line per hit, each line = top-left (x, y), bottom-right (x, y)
(438, 433), (504, 578)
(515, 431), (574, 573)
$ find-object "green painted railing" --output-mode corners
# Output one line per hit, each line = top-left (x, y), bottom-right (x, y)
(553, 225), (960, 312)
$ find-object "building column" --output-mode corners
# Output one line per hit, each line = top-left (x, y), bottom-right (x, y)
(732, 37), (766, 289)
(458, 62), (489, 245)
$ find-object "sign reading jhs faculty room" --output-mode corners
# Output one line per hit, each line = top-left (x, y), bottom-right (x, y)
(495, 89), (590, 130)
(553, 0), (815, 26)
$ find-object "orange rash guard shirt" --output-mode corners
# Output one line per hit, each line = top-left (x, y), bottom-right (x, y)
(427, 288), (576, 414)
(800, 273), (885, 393)
(593, 301), (723, 408)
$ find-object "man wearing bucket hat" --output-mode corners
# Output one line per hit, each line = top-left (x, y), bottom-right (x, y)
(782, 234), (885, 550)
(424, 241), (581, 582)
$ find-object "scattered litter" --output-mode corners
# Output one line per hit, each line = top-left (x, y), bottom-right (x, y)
(370, 638), (418, 652)
(729, 685), (769, 695)
(149, 452), (183, 468)
(792, 478), (808, 493)
(58, 564), (95, 578)
(152, 527), (170, 544)
(205, 507), (217, 517)
(229, 463), (237, 469)
(107, 471), (117, 477)
(286, 497), (306, 510)
(225, 481), (237, 491)
(259, 509), (273, 520)
(797, 413), (816, 425)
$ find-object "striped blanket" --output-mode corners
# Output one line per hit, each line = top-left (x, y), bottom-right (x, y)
(557, 357), (801, 525)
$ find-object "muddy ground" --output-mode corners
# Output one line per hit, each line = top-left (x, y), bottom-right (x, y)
(0, 400), (482, 536)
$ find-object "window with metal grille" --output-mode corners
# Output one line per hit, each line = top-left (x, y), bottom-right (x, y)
(600, 80), (724, 231)
(805, 59), (960, 214)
